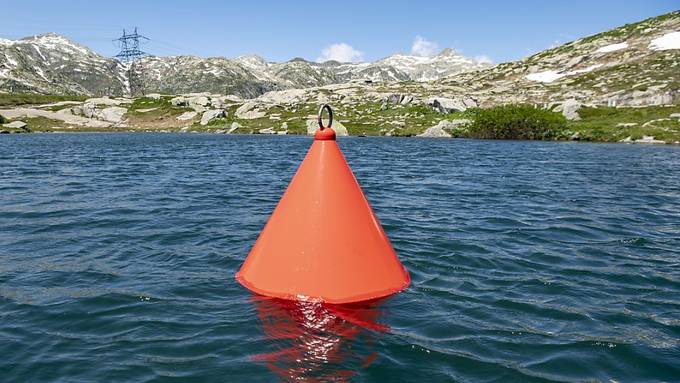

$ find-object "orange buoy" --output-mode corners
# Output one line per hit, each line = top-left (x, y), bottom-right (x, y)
(235, 104), (410, 304)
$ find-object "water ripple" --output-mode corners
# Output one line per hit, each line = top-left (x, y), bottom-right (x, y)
(1, 134), (680, 382)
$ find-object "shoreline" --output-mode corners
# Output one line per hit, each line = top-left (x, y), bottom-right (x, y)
(4, 129), (680, 146)
(2, 94), (679, 144)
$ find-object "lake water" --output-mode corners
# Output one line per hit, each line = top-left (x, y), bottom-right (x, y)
(1, 133), (679, 382)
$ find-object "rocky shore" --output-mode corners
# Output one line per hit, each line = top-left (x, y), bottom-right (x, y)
(1, 90), (679, 144)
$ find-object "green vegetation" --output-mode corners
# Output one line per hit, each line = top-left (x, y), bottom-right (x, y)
(0, 114), (8, 124)
(567, 105), (680, 143)
(0, 93), (86, 107)
(461, 104), (567, 140)
(125, 96), (193, 129)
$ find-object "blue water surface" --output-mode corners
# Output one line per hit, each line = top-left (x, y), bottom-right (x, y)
(1, 133), (679, 382)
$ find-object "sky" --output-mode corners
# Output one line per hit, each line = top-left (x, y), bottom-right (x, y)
(1, 0), (678, 64)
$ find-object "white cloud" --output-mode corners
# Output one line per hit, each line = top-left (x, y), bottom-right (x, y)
(474, 55), (493, 64)
(317, 43), (364, 63)
(411, 36), (439, 57)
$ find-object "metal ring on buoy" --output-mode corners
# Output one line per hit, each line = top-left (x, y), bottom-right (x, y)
(318, 104), (333, 130)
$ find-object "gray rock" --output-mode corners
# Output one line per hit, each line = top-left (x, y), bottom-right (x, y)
(3, 121), (27, 129)
(235, 102), (266, 119)
(258, 127), (276, 134)
(570, 131), (581, 141)
(74, 103), (97, 118)
(305, 118), (348, 136)
(417, 120), (456, 138)
(554, 99), (581, 120)
(616, 122), (637, 127)
(147, 93), (162, 100)
(227, 122), (241, 134)
(670, 113), (680, 119)
(635, 135), (665, 144)
(176, 111), (198, 121)
(619, 136), (633, 143)
(200, 109), (226, 125)
(387, 94), (404, 104)
(188, 96), (211, 112)
(400, 95), (414, 105)
(99, 107), (127, 123)
(170, 97), (187, 107)
(427, 97), (473, 113)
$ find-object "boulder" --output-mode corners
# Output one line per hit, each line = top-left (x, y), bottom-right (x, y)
(3, 120), (27, 129)
(209, 96), (236, 109)
(554, 99), (582, 120)
(387, 94), (404, 104)
(418, 126), (450, 138)
(170, 96), (187, 107)
(258, 89), (306, 104)
(200, 109), (226, 125)
(188, 96), (211, 112)
(635, 135), (665, 144)
(227, 122), (241, 134)
(258, 127), (276, 134)
(235, 101), (266, 119)
(670, 113), (680, 119)
(147, 93), (162, 100)
(99, 107), (127, 124)
(176, 111), (198, 121)
(619, 136), (633, 143)
(427, 97), (473, 113)
(417, 120), (460, 138)
(400, 95), (414, 105)
(74, 103), (97, 118)
(616, 122), (637, 127)
(570, 131), (581, 141)
(305, 118), (348, 136)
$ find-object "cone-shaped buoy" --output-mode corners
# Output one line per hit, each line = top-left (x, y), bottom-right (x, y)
(236, 104), (410, 304)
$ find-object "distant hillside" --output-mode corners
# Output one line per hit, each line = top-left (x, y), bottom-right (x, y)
(0, 34), (489, 97)
(438, 10), (680, 107)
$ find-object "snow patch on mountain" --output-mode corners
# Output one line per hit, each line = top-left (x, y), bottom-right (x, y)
(649, 31), (680, 50)
(595, 42), (628, 53)
(526, 70), (565, 83)
(526, 64), (603, 83)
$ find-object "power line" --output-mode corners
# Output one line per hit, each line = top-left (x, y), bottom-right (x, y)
(114, 27), (149, 96)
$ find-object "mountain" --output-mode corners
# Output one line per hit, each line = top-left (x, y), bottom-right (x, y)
(435, 11), (680, 107)
(0, 35), (489, 97)
(0, 33), (127, 95)
(2, 11), (678, 105)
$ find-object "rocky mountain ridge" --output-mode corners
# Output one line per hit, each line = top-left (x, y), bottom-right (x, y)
(0, 34), (489, 97)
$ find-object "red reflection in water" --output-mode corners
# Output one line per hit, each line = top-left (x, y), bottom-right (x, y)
(250, 296), (389, 382)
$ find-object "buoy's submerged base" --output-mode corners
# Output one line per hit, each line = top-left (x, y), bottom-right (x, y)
(236, 272), (410, 304)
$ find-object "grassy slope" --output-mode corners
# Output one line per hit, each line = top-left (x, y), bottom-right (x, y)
(0, 93), (86, 107)
(568, 105), (680, 142)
